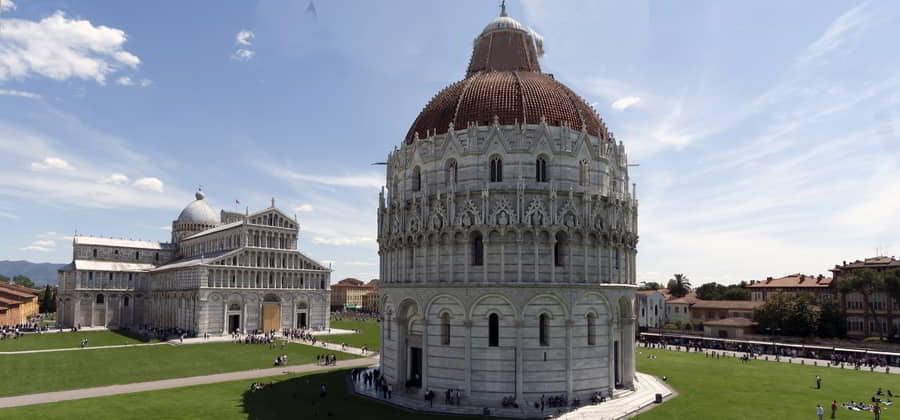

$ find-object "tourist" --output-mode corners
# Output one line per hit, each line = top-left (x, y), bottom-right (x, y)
(816, 375), (822, 390)
(816, 404), (825, 420)
(831, 400), (837, 419)
(320, 383), (327, 398)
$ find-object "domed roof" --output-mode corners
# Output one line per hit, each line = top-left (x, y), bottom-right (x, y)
(176, 190), (220, 226)
(405, 10), (604, 144)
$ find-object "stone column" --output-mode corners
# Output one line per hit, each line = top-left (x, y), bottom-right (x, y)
(566, 318), (574, 397)
(623, 316), (636, 389)
(464, 319), (472, 395)
(514, 319), (524, 403)
(422, 319), (430, 391)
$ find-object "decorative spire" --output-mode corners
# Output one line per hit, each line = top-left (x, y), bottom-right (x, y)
(500, 0), (507, 17)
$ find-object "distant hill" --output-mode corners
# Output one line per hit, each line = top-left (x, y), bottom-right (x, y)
(0, 260), (66, 286)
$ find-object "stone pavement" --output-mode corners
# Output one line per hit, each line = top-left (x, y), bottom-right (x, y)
(0, 356), (378, 409)
(351, 369), (672, 419)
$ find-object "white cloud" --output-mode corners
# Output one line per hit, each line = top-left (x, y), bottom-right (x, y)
(21, 233), (60, 252)
(0, 210), (17, 219)
(236, 30), (254, 46)
(133, 177), (164, 192)
(116, 76), (133, 86)
(231, 48), (255, 61)
(139, 78), (152, 87)
(801, 2), (877, 64)
(0, 89), (40, 99)
(0, 0), (15, 12)
(0, 11), (141, 84)
(611, 96), (641, 110)
(294, 203), (314, 212)
(311, 236), (375, 246)
(263, 166), (383, 189)
(31, 157), (74, 171)
(98, 173), (129, 185)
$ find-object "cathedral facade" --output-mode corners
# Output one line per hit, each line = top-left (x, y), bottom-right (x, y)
(56, 191), (331, 335)
(377, 7), (639, 405)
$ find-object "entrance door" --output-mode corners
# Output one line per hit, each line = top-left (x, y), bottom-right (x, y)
(409, 347), (423, 387)
(262, 303), (281, 332)
(228, 314), (241, 333)
(297, 313), (307, 329)
(614, 340), (621, 387)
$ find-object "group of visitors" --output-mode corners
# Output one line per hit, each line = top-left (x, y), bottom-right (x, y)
(316, 353), (337, 366)
(813, 379), (893, 420)
(501, 395), (518, 408)
(272, 354), (288, 366)
(356, 368), (392, 399)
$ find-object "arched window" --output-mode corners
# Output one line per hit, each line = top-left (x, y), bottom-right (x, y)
(535, 156), (548, 182)
(488, 313), (499, 347)
(408, 248), (414, 268)
(135, 251), (140, 260)
(587, 313), (597, 346)
(615, 248), (621, 270)
(554, 232), (566, 267)
(124, 296), (130, 307)
(489, 155), (503, 182)
(441, 313), (451, 345)
(92, 249), (98, 258)
(539, 313), (550, 346)
(471, 232), (484, 266)
(445, 159), (458, 186)
(95, 294), (105, 304)
(412, 166), (422, 191)
(578, 160), (589, 186)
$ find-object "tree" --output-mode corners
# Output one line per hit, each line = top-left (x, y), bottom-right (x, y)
(694, 282), (750, 301)
(638, 281), (664, 291)
(695, 282), (722, 300)
(817, 296), (847, 338)
(754, 292), (819, 337)
(666, 274), (691, 298)
(0, 274), (9, 283)
(838, 268), (885, 338)
(12, 275), (35, 289)
(39, 285), (55, 313)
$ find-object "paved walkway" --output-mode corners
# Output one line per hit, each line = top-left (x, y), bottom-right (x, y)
(0, 356), (378, 409)
(642, 344), (899, 375)
(0, 328), (359, 355)
(351, 368), (672, 419)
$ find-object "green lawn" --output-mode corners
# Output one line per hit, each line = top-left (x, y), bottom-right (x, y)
(635, 349), (900, 419)
(0, 369), (476, 420)
(0, 342), (359, 397)
(0, 330), (155, 351)
(321, 319), (381, 351)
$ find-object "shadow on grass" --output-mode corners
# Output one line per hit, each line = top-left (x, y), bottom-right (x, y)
(241, 370), (481, 420)
(109, 328), (159, 343)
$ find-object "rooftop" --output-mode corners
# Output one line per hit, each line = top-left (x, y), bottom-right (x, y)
(74, 236), (174, 250)
(703, 317), (756, 328)
(747, 274), (832, 289)
(691, 300), (763, 310)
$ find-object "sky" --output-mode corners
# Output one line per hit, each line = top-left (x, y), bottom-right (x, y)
(0, 0), (898, 286)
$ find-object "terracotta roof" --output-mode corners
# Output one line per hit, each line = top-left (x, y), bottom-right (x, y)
(703, 317), (756, 328)
(405, 13), (606, 143)
(691, 300), (763, 310)
(747, 274), (832, 289)
(0, 284), (38, 299)
(833, 257), (900, 271)
(667, 292), (698, 305)
(0, 296), (20, 306)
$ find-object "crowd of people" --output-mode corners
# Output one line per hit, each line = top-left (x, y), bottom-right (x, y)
(353, 368), (393, 399)
(639, 335), (899, 370)
(317, 353), (338, 366)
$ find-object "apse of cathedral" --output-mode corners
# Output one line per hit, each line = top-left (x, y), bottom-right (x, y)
(377, 4), (639, 405)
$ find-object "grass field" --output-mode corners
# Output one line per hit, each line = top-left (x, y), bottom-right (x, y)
(0, 342), (359, 397)
(0, 369), (477, 420)
(635, 349), (900, 419)
(0, 330), (155, 351)
(320, 319), (381, 351)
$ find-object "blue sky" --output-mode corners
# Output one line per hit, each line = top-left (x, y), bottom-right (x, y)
(0, 0), (898, 285)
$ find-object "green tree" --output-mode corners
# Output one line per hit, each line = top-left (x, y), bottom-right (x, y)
(638, 281), (664, 291)
(0, 274), (9, 283)
(817, 296), (847, 338)
(695, 282), (722, 300)
(754, 292), (819, 337)
(12, 275), (35, 288)
(667, 274), (691, 298)
(48, 287), (57, 313)
(838, 268), (885, 338)
(722, 286), (750, 301)
(39, 285), (54, 313)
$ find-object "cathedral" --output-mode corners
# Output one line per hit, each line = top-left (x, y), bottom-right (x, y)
(376, 5), (639, 406)
(56, 191), (331, 335)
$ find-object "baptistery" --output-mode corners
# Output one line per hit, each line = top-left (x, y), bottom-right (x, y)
(377, 6), (638, 406)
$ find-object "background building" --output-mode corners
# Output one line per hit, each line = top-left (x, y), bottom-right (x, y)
(330, 278), (378, 312)
(0, 282), (39, 326)
(748, 274), (833, 302)
(56, 191), (332, 335)
(377, 6), (639, 408)
(832, 257), (900, 337)
(636, 289), (667, 330)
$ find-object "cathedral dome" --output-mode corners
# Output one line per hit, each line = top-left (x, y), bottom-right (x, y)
(176, 191), (219, 226)
(404, 10), (604, 143)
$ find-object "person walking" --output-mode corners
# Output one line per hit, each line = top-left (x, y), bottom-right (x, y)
(873, 403), (881, 420)
(816, 375), (822, 389)
(831, 400), (837, 419)
(816, 404), (825, 420)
